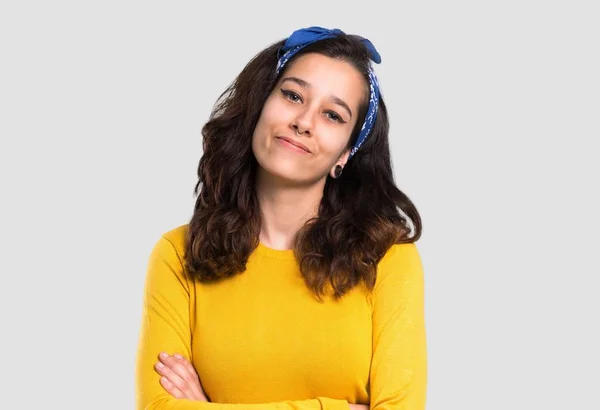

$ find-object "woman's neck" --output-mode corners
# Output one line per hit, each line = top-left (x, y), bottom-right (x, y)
(255, 171), (324, 251)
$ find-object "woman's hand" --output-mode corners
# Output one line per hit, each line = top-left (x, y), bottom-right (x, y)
(348, 405), (369, 410)
(154, 352), (208, 401)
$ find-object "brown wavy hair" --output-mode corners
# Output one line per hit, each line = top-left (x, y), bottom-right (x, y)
(184, 33), (422, 299)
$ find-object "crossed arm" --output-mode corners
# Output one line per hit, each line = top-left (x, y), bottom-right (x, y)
(153, 351), (368, 410)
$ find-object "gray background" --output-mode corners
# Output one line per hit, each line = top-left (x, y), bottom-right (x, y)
(1, 1), (598, 409)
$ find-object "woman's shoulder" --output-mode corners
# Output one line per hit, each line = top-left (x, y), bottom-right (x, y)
(380, 242), (422, 265)
(161, 223), (189, 248)
(150, 223), (189, 259)
(374, 241), (424, 290)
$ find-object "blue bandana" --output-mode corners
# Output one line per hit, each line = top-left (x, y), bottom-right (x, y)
(275, 26), (382, 159)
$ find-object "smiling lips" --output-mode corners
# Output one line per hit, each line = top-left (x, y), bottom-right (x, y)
(275, 136), (311, 154)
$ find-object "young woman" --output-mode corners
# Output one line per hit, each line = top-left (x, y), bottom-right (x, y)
(135, 26), (427, 410)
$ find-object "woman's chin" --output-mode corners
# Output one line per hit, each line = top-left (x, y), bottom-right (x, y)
(257, 164), (322, 187)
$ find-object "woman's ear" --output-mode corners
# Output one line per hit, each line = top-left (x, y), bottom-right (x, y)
(330, 149), (351, 178)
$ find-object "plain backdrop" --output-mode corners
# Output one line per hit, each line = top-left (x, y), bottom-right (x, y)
(1, 1), (598, 409)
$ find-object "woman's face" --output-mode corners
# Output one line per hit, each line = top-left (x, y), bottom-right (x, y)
(252, 52), (366, 185)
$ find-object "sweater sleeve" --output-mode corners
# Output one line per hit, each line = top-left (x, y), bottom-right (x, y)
(135, 235), (350, 410)
(368, 243), (428, 410)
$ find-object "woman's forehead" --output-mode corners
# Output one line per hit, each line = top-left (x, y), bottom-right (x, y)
(280, 53), (366, 104)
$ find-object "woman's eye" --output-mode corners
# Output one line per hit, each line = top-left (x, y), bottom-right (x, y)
(326, 111), (343, 123)
(281, 89), (302, 103)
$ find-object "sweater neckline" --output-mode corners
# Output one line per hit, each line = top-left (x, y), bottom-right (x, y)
(255, 242), (296, 260)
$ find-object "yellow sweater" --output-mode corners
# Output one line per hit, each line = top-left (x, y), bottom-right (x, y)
(135, 224), (427, 409)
